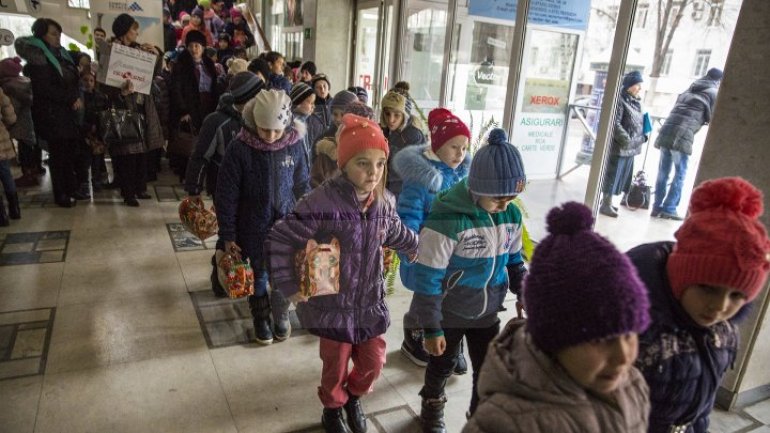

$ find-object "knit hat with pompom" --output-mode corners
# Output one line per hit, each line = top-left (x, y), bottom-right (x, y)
(667, 177), (770, 301)
(468, 128), (526, 196)
(523, 202), (651, 354)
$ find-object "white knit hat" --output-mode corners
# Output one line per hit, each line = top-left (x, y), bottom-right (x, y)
(244, 89), (292, 130)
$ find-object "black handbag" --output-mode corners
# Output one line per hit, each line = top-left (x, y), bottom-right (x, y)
(99, 107), (145, 146)
(627, 131), (652, 210)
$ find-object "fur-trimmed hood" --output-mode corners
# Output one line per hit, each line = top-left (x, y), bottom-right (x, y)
(392, 143), (470, 193)
(315, 136), (337, 161)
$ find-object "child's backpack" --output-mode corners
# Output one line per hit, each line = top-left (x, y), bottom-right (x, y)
(294, 238), (341, 298)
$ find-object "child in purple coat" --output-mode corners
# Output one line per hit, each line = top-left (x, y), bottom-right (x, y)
(268, 114), (418, 433)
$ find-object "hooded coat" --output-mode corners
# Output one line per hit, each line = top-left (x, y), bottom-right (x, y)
(0, 75), (35, 143)
(383, 124), (425, 197)
(267, 175), (418, 344)
(463, 320), (650, 433)
(392, 143), (471, 289)
(0, 88), (18, 160)
(215, 121), (310, 269)
(627, 242), (739, 433)
(654, 78), (719, 155)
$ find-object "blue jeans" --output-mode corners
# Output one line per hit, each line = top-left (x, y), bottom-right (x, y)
(654, 148), (689, 214)
(0, 160), (16, 195)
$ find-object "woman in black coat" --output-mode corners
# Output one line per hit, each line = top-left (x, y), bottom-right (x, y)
(15, 18), (82, 207)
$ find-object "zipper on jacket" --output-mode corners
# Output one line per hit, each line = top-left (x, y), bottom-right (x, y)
(477, 213), (497, 319)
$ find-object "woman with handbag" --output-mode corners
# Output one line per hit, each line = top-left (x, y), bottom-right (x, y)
(168, 30), (221, 181)
(100, 14), (163, 207)
(15, 18), (83, 208)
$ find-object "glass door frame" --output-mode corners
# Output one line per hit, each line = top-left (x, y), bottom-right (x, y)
(352, 0), (401, 112)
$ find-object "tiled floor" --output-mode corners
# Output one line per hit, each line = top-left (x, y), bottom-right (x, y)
(0, 231), (69, 266)
(0, 162), (767, 433)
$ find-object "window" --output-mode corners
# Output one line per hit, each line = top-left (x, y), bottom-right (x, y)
(634, 4), (649, 29)
(707, 0), (724, 27)
(661, 50), (673, 76)
(67, 0), (89, 8)
(693, 49), (711, 77)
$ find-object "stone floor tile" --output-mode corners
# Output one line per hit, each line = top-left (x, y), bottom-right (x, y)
(0, 309), (51, 326)
(35, 352), (237, 433)
(0, 375), (43, 433)
(58, 253), (186, 305)
(35, 238), (67, 251)
(0, 324), (13, 351)
(2, 242), (35, 254)
(709, 408), (756, 433)
(176, 249), (216, 292)
(747, 426), (770, 433)
(38, 250), (65, 263)
(746, 398), (770, 425)
(45, 293), (207, 374)
(11, 328), (47, 359)
(0, 358), (42, 379)
(0, 263), (63, 311)
(372, 406), (421, 433)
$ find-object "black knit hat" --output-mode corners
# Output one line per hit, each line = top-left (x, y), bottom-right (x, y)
(229, 71), (264, 104)
(112, 14), (136, 38)
(185, 30), (207, 47)
(290, 82), (314, 107)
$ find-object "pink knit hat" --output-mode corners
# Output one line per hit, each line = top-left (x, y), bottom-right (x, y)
(337, 114), (389, 169)
(0, 57), (23, 78)
(667, 177), (770, 301)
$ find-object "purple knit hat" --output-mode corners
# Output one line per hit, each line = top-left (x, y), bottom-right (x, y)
(523, 202), (650, 353)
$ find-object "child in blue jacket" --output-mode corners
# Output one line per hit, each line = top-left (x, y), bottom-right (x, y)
(393, 108), (471, 372)
(627, 177), (770, 433)
(407, 128), (527, 432)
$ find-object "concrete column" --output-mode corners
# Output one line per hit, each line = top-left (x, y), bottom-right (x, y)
(307, 0), (353, 92)
(695, 0), (770, 410)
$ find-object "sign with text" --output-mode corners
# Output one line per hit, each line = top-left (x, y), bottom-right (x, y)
(514, 78), (571, 177)
(465, 63), (508, 111)
(100, 43), (157, 95)
(469, 0), (590, 30)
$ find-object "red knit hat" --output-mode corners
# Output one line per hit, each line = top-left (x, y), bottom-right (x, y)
(0, 57), (23, 78)
(428, 108), (471, 153)
(337, 114), (389, 169)
(667, 177), (770, 301)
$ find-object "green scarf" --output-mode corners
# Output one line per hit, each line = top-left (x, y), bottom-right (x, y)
(27, 37), (75, 77)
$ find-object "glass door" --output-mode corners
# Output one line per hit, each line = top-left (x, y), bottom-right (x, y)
(353, 0), (395, 110)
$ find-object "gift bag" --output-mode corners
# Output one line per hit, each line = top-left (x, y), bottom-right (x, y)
(216, 252), (255, 299)
(178, 197), (218, 240)
(294, 238), (341, 298)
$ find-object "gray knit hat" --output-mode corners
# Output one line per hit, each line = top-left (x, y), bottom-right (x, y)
(330, 90), (358, 112)
(468, 128), (526, 196)
(228, 72), (264, 104)
(290, 82), (314, 107)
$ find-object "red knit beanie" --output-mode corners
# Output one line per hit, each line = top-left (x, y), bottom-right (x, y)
(667, 177), (770, 301)
(337, 114), (389, 169)
(0, 57), (23, 78)
(428, 108), (471, 153)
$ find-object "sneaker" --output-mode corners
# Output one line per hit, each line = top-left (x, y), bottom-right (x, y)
(401, 328), (429, 367)
(658, 212), (684, 221)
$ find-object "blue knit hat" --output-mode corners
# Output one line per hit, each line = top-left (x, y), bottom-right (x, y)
(622, 70), (643, 90)
(523, 202), (651, 354)
(468, 129), (526, 196)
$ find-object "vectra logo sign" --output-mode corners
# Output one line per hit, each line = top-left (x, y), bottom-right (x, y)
(109, 1), (144, 12)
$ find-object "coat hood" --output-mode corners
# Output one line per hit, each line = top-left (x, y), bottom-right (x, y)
(315, 136), (337, 161)
(392, 143), (470, 193)
(690, 77), (720, 93)
(431, 179), (484, 217)
(216, 92), (243, 119)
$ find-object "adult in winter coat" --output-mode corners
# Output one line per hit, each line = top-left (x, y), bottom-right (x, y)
(0, 88), (19, 225)
(652, 68), (722, 220)
(394, 108), (472, 374)
(465, 202), (651, 433)
(380, 82), (426, 198)
(15, 18), (82, 208)
(267, 113), (418, 433)
(600, 70), (647, 218)
(627, 177), (770, 433)
(99, 14), (163, 207)
(170, 30), (221, 132)
(216, 89), (310, 345)
(0, 57), (39, 188)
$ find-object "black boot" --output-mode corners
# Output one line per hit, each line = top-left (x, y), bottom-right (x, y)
(599, 194), (618, 218)
(270, 289), (291, 341)
(0, 199), (9, 227)
(248, 295), (273, 345)
(453, 340), (468, 375)
(343, 390), (367, 433)
(401, 327), (429, 367)
(210, 255), (227, 297)
(322, 408), (351, 433)
(420, 395), (447, 433)
(6, 192), (20, 220)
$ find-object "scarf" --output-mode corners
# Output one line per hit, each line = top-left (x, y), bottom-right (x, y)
(27, 37), (75, 77)
(236, 126), (300, 152)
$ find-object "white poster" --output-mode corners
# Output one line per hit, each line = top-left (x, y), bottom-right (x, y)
(90, 0), (163, 50)
(100, 43), (157, 95)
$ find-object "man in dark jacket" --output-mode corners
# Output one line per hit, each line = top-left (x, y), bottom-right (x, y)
(652, 68), (721, 220)
(185, 71), (264, 298)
